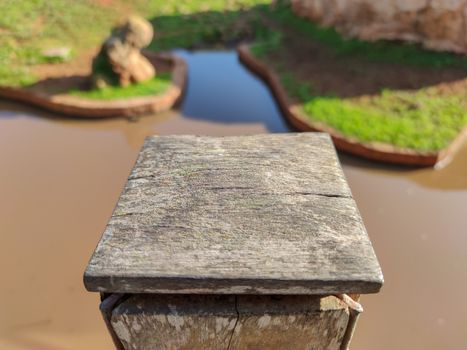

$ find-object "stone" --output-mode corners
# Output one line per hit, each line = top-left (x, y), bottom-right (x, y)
(92, 15), (155, 88)
(41, 47), (71, 61)
(291, 0), (467, 54)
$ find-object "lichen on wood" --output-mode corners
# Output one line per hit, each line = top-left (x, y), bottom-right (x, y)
(84, 133), (383, 295)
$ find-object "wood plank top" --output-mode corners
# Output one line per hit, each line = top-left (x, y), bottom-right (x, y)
(84, 133), (383, 294)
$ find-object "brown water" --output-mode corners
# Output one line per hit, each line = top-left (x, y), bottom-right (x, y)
(0, 50), (466, 350)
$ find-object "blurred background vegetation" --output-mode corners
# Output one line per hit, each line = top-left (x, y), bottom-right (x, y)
(1, 0), (465, 151)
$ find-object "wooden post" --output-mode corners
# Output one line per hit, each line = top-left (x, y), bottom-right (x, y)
(84, 133), (383, 349)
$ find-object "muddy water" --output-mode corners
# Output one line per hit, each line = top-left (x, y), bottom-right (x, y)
(0, 50), (465, 349)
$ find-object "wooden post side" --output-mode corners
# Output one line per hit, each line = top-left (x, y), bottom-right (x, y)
(110, 294), (350, 350)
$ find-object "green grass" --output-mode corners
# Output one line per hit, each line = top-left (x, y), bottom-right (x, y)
(0, 0), (124, 86)
(271, 59), (467, 151)
(266, 3), (467, 68)
(0, 0), (270, 87)
(301, 90), (467, 151)
(2, 0), (467, 151)
(249, 2), (467, 151)
(6, 0), (464, 85)
(277, 67), (467, 151)
(146, 1), (271, 51)
(268, 55), (467, 152)
(69, 73), (171, 100)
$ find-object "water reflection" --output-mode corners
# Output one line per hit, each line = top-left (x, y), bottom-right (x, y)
(177, 50), (289, 132)
(340, 147), (467, 191)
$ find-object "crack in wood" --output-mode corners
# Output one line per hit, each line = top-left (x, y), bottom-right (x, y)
(226, 296), (240, 350)
(84, 134), (383, 295)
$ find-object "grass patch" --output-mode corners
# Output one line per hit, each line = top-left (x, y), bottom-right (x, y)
(249, 2), (467, 152)
(265, 3), (467, 68)
(301, 90), (467, 151)
(277, 73), (467, 151)
(0, 0), (123, 86)
(146, 1), (271, 51)
(0, 0), (270, 87)
(271, 61), (467, 152)
(3, 0), (467, 86)
(69, 73), (171, 100)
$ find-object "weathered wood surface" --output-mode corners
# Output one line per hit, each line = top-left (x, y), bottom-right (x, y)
(110, 294), (349, 350)
(84, 133), (383, 294)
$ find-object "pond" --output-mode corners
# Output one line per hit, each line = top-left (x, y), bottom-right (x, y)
(0, 50), (466, 349)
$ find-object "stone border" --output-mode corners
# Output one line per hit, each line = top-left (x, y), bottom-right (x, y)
(0, 52), (187, 118)
(238, 44), (467, 167)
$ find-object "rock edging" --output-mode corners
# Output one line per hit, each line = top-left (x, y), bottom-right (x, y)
(290, 0), (467, 55)
(0, 52), (187, 118)
(237, 44), (466, 167)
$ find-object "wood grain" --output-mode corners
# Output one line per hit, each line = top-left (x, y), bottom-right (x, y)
(110, 294), (349, 350)
(84, 133), (383, 294)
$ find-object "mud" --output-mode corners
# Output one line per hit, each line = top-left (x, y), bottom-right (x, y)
(266, 19), (467, 99)
(0, 50), (465, 349)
